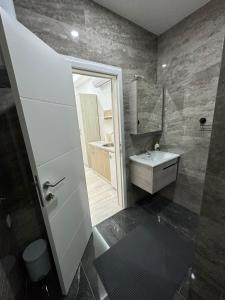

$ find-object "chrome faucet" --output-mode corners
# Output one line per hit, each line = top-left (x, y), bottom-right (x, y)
(146, 150), (151, 156)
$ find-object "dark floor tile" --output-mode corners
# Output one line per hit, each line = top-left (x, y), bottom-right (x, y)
(188, 269), (225, 300)
(96, 210), (137, 246)
(81, 228), (109, 300)
(66, 265), (95, 300)
(92, 196), (197, 300)
(177, 268), (192, 299)
(28, 195), (197, 300)
(96, 206), (156, 246)
(27, 270), (61, 300)
(27, 265), (95, 300)
(172, 291), (186, 300)
(140, 195), (199, 240)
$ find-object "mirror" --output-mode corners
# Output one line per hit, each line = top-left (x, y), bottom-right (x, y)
(129, 79), (163, 134)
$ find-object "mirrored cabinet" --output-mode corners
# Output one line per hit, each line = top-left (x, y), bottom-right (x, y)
(129, 79), (163, 134)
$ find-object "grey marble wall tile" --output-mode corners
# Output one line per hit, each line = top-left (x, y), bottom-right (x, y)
(13, 0), (225, 210)
(157, 0), (225, 213)
(189, 32), (225, 299)
(14, 0), (158, 205)
(193, 217), (225, 290)
(3, 1), (225, 299)
(13, 0), (86, 27)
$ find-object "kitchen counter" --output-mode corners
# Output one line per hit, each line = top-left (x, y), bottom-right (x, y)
(89, 141), (115, 153)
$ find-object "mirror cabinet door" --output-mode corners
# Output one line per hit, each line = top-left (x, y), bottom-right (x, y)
(129, 79), (163, 134)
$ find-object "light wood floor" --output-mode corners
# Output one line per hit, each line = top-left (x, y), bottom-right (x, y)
(85, 167), (122, 226)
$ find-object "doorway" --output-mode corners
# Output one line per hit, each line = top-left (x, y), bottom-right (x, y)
(70, 63), (126, 226)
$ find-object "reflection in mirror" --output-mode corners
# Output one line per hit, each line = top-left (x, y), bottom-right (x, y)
(129, 78), (163, 134)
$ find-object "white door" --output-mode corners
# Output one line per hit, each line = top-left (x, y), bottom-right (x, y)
(0, 8), (92, 295)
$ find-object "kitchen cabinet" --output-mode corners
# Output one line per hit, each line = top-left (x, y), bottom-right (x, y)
(109, 152), (117, 189)
(78, 93), (100, 167)
(90, 144), (111, 182)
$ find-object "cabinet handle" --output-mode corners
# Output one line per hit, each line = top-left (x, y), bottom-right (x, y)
(163, 162), (177, 170)
(138, 120), (140, 126)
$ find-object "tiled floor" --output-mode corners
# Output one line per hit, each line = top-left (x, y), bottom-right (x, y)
(85, 167), (122, 226)
(28, 195), (198, 300)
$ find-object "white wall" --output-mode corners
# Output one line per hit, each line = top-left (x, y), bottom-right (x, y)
(74, 75), (114, 142)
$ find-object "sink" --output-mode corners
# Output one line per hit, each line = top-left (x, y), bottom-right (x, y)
(129, 151), (180, 194)
(102, 143), (114, 148)
(129, 151), (180, 167)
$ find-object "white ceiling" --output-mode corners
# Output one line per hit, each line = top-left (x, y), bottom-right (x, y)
(94, 0), (210, 35)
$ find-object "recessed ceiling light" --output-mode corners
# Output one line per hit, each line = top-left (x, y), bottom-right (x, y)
(71, 30), (79, 38)
(162, 64), (167, 69)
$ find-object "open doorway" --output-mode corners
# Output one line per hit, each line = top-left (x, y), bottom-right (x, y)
(72, 70), (124, 226)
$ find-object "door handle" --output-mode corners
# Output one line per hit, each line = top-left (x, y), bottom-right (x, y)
(43, 177), (66, 189)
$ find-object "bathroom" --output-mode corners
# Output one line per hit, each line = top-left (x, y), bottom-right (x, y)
(0, 0), (225, 299)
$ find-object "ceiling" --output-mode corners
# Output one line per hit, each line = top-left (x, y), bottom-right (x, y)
(93, 0), (210, 35)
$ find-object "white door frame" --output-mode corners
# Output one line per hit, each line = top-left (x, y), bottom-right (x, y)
(64, 56), (127, 209)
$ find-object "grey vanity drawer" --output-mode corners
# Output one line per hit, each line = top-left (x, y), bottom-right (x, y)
(153, 159), (178, 193)
(130, 161), (153, 193)
(130, 158), (179, 194)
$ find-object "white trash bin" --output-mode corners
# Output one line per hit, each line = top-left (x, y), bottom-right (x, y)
(23, 239), (51, 282)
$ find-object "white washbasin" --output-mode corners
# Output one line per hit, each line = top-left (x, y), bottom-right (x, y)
(129, 151), (180, 168)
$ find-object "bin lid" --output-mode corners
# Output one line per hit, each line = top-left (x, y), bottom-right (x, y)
(23, 239), (47, 263)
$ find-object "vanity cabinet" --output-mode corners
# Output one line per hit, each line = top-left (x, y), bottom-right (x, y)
(130, 152), (179, 194)
(129, 79), (163, 134)
(90, 144), (111, 182)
